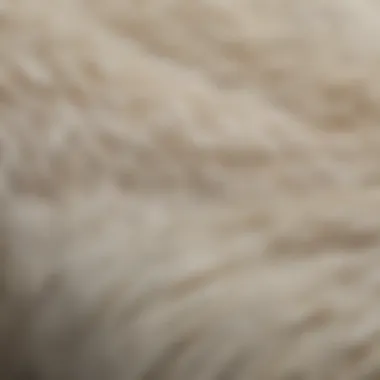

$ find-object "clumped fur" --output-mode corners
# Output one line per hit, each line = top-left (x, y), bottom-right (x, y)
(2, 0), (380, 379)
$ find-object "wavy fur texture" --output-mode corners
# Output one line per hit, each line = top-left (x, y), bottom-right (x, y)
(2, 0), (380, 379)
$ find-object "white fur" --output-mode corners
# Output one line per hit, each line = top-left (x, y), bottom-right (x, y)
(2, 0), (380, 379)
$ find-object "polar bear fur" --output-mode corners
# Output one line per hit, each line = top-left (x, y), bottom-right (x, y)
(2, 0), (380, 379)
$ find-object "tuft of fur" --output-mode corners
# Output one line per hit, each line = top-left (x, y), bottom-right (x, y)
(2, 0), (380, 379)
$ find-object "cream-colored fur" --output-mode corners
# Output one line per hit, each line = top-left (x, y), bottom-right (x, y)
(2, 0), (380, 379)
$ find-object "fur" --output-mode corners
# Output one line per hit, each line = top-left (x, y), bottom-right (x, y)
(2, 0), (380, 379)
